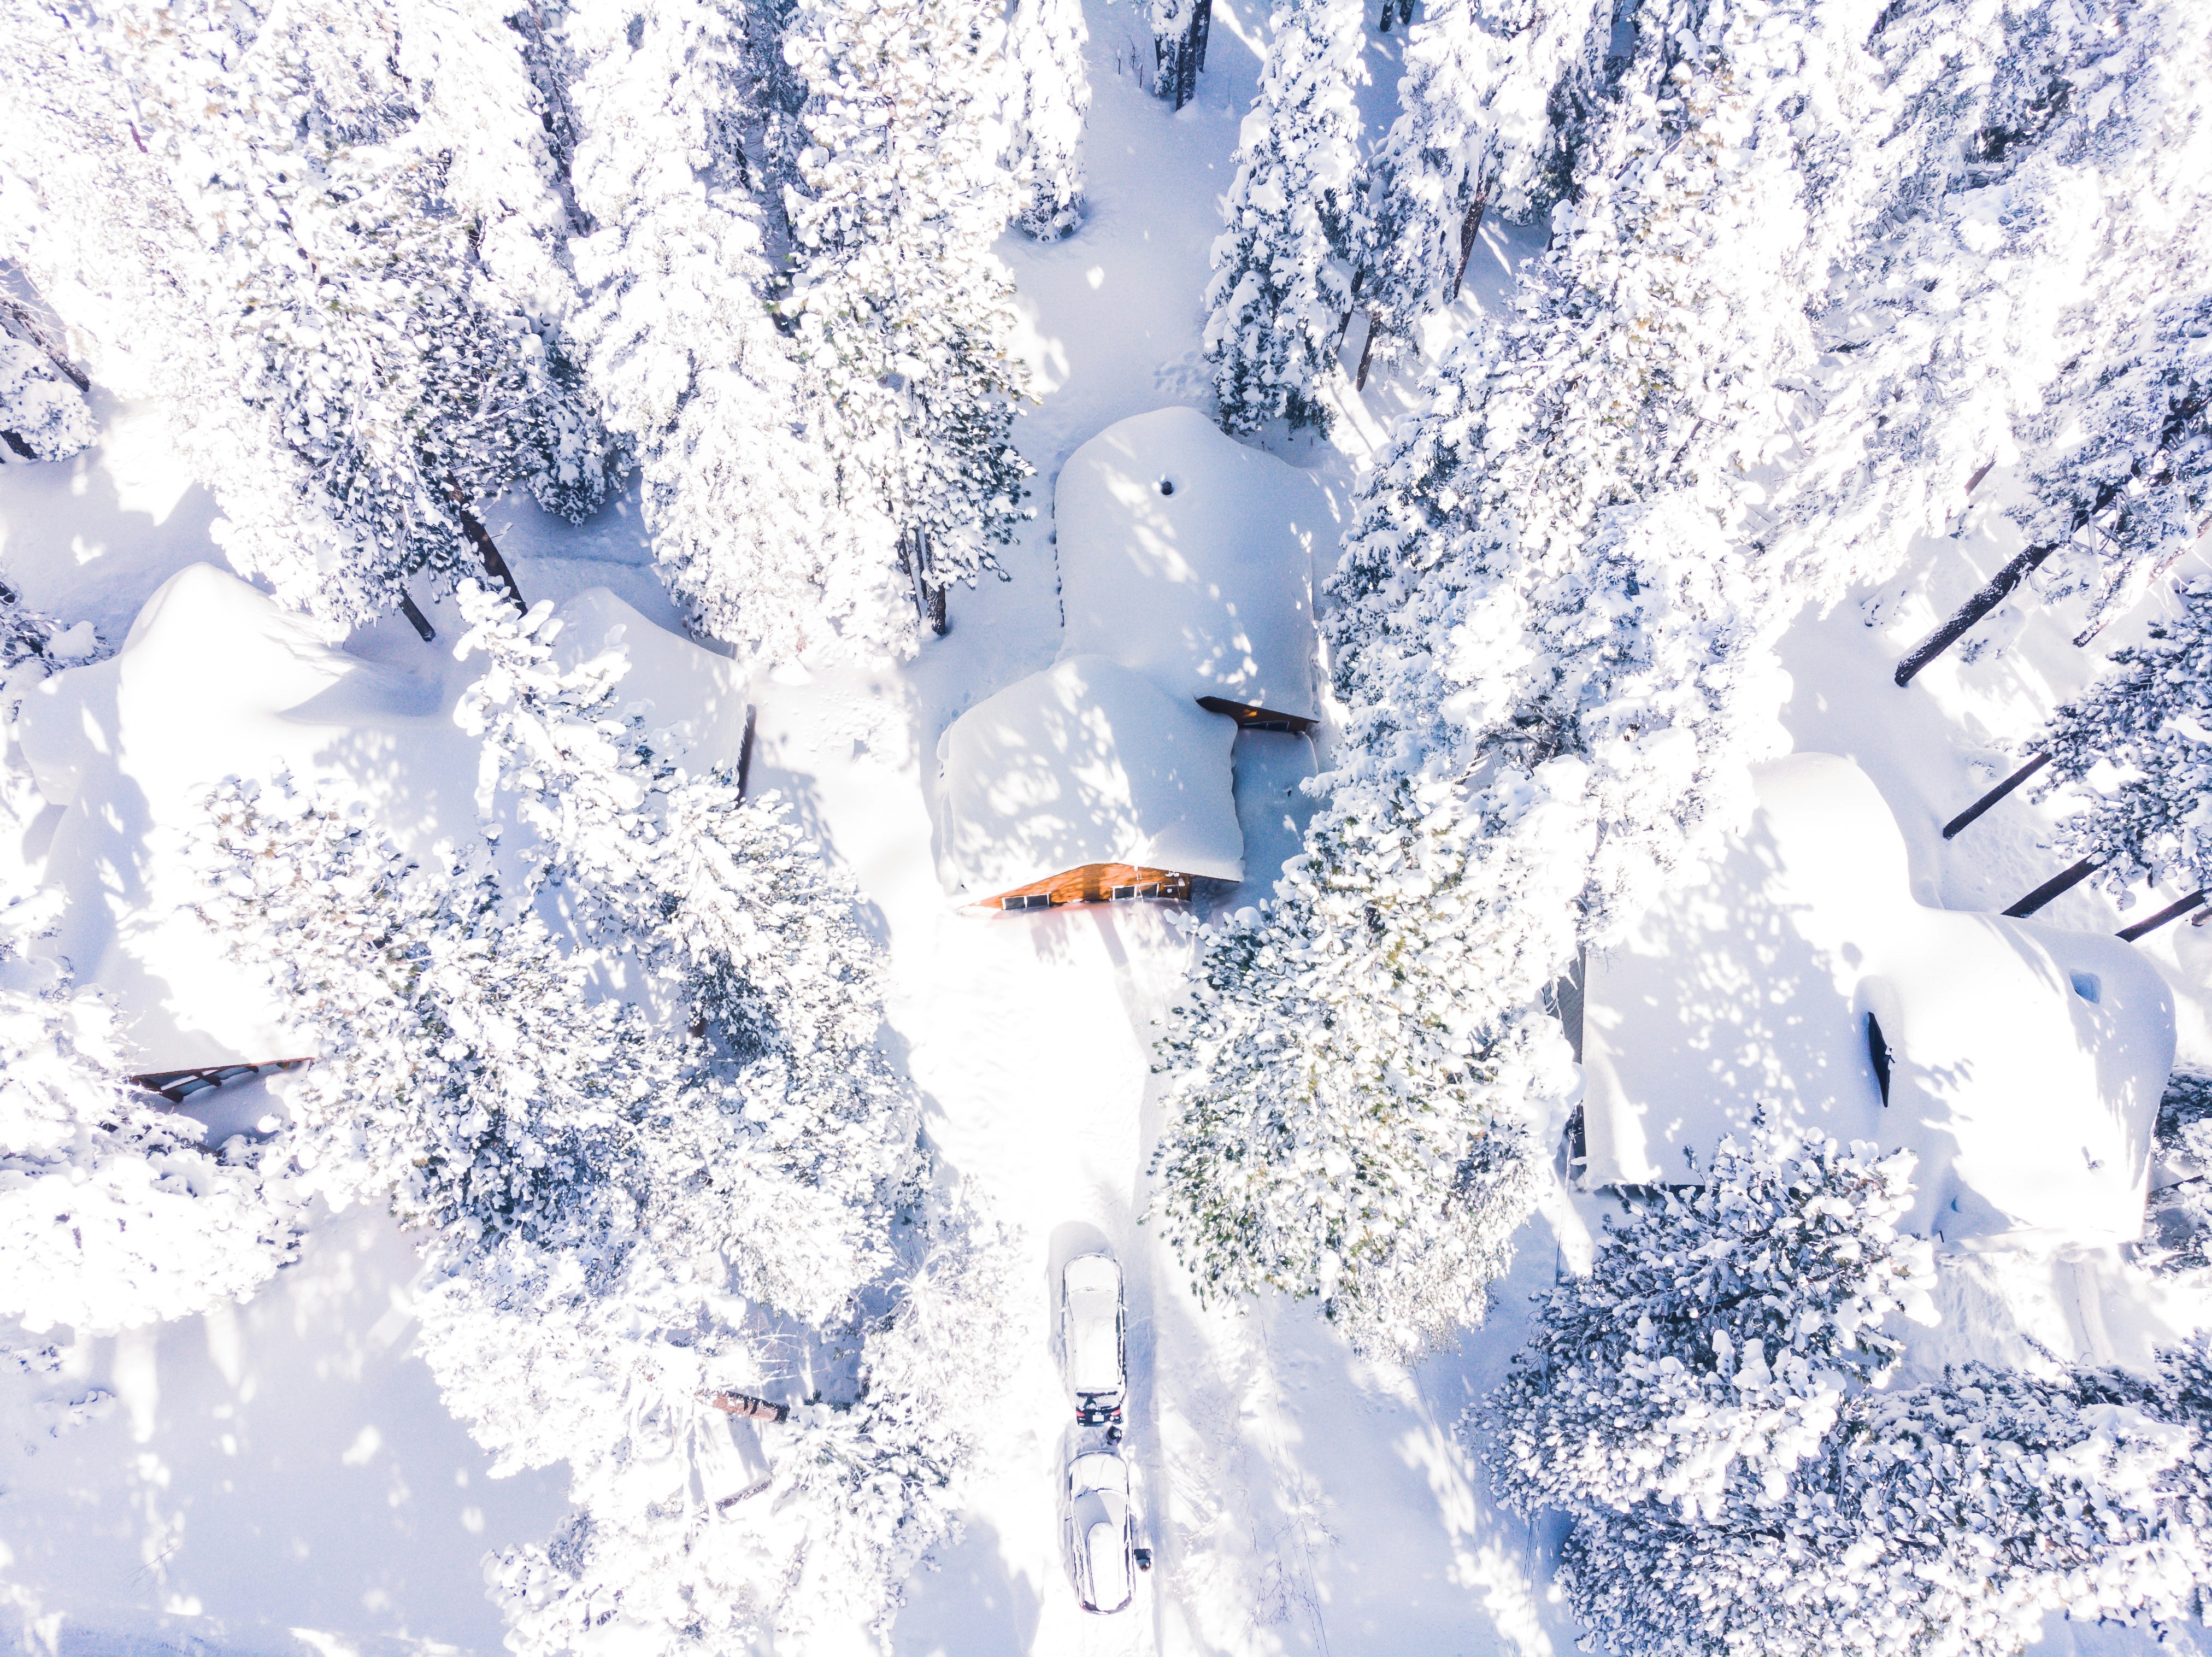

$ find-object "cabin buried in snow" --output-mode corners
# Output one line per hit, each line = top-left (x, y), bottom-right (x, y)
(1580, 753), (2176, 1247)
(934, 407), (1327, 912)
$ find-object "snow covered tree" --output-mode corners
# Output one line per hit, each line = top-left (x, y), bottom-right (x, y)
(1488, 1121), (1935, 1521)
(2033, 575), (2212, 896)
(0, 316), (96, 461)
(193, 777), (679, 1249)
(1202, 0), (1367, 433)
(0, 954), (304, 1337)
(1147, 0), (1213, 109)
(1357, 0), (1611, 361)
(1556, 1347), (2212, 1657)
(7, 0), (609, 631)
(1161, 0), (1889, 1359)
(779, 0), (1033, 638)
(560, 0), (896, 662)
(2013, 285), (2212, 645)
(1776, 0), (2212, 677)
(1003, 0), (1090, 239)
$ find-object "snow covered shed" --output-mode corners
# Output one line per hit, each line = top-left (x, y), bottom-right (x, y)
(934, 654), (1242, 909)
(1581, 753), (2174, 1246)
(1056, 406), (1330, 733)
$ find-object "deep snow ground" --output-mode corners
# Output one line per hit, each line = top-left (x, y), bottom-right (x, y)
(4, 0), (2211, 1653)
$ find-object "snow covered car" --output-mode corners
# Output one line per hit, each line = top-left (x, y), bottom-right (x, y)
(1065, 1450), (1134, 1614)
(1060, 1251), (1126, 1425)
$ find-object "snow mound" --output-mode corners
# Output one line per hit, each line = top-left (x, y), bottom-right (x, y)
(1055, 407), (1329, 721)
(934, 654), (1242, 900)
(16, 563), (473, 1065)
(1584, 753), (2174, 1245)
(543, 586), (749, 772)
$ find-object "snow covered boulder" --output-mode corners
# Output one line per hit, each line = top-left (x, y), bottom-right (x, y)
(934, 654), (1242, 908)
(1583, 753), (2174, 1246)
(1055, 407), (1331, 730)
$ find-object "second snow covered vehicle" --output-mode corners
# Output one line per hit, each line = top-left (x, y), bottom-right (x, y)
(1065, 1450), (1134, 1614)
(1060, 1251), (1126, 1425)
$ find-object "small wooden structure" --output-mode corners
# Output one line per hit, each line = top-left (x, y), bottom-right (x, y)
(986, 863), (1194, 912)
(130, 1057), (311, 1106)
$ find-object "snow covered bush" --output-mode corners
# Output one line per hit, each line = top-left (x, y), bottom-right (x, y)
(1358, 0), (1610, 360)
(0, 330), (95, 462)
(0, 954), (303, 1336)
(2035, 577), (2212, 896)
(780, 0), (1033, 637)
(1203, 0), (1366, 433)
(1489, 1121), (1935, 1520)
(1557, 1347), (2212, 1657)
(1004, 0), (1090, 239)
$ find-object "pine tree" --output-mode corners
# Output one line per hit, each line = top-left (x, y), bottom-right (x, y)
(2146, 1072), (2212, 1270)
(562, 0), (892, 662)
(1552, 1348), (2212, 1657)
(1488, 1121), (1935, 1521)
(1778, 0), (2212, 667)
(1358, 0), (1611, 361)
(2033, 575), (2212, 896)
(1004, 0), (1090, 239)
(1202, 0), (1367, 433)
(779, 0), (1033, 637)
(11, 0), (609, 631)
(1159, 0), (1889, 1360)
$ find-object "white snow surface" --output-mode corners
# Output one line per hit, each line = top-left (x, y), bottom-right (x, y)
(7, 3), (2209, 1655)
(1055, 406), (1327, 719)
(1585, 753), (2175, 1245)
(934, 654), (1243, 898)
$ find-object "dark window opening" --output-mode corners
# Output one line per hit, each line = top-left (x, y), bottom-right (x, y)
(1158, 477), (1176, 496)
(1867, 1012), (1892, 1104)
(1003, 892), (1052, 911)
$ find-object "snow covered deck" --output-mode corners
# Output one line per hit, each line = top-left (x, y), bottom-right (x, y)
(1583, 753), (2174, 1245)
(933, 654), (1242, 907)
(1055, 406), (1330, 728)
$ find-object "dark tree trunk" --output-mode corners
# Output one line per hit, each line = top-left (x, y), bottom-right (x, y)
(444, 483), (528, 612)
(736, 703), (758, 799)
(1354, 312), (1378, 391)
(0, 431), (33, 461)
(899, 528), (949, 637)
(2002, 855), (2103, 918)
(1893, 543), (2054, 687)
(1160, 0), (1213, 111)
(0, 297), (90, 391)
(398, 593), (437, 643)
(1964, 457), (1995, 496)
(1449, 191), (1491, 302)
(1942, 752), (2050, 840)
(2118, 889), (2209, 943)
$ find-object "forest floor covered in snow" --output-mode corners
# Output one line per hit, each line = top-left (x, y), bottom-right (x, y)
(4, 2), (2212, 1655)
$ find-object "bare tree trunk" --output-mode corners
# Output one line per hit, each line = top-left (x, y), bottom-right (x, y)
(1354, 313), (1378, 391)
(1893, 543), (2054, 687)
(1449, 191), (1491, 302)
(0, 431), (33, 461)
(2118, 889), (2208, 943)
(444, 482), (528, 612)
(1942, 752), (2050, 840)
(2002, 855), (2103, 918)
(398, 593), (437, 642)
(736, 704), (758, 798)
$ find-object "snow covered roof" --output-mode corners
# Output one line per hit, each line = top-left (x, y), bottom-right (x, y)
(1582, 753), (2174, 1245)
(1055, 406), (1331, 721)
(934, 654), (1243, 900)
